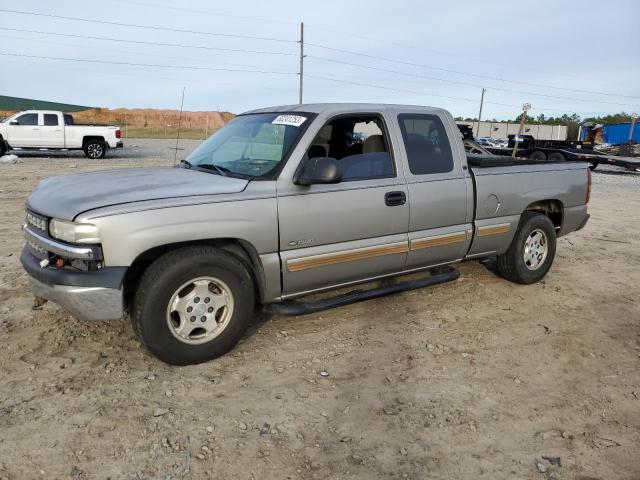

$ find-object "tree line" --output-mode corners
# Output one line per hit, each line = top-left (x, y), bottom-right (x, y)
(455, 112), (636, 140)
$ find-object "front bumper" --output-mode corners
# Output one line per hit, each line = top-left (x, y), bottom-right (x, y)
(28, 276), (124, 321)
(21, 247), (126, 321)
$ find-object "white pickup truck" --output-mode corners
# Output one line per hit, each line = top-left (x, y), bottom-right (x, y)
(0, 110), (123, 159)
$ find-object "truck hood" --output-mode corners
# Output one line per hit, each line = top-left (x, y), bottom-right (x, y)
(26, 167), (249, 220)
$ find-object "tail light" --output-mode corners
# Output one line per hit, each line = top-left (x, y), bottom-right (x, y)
(586, 168), (592, 204)
(115, 129), (121, 139)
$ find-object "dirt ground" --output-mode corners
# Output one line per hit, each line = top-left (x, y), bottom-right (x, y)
(0, 141), (638, 480)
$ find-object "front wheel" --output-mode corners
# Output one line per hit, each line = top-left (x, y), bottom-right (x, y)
(83, 140), (106, 159)
(497, 212), (556, 284)
(131, 246), (256, 365)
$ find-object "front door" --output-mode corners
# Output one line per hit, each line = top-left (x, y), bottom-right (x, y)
(393, 112), (474, 269)
(6, 112), (40, 147)
(278, 113), (409, 297)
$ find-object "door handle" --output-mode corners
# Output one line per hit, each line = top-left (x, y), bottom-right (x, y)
(385, 191), (406, 207)
(32, 128), (40, 130)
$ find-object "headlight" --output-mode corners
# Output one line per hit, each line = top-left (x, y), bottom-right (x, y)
(49, 219), (101, 244)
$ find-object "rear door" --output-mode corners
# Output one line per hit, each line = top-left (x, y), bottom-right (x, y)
(40, 113), (65, 147)
(392, 109), (474, 269)
(277, 111), (409, 297)
(6, 112), (40, 147)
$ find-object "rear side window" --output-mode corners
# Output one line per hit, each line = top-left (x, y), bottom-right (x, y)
(64, 114), (74, 125)
(398, 114), (454, 175)
(15, 113), (38, 126)
(43, 114), (58, 126)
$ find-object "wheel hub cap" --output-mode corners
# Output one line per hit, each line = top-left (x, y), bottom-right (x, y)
(523, 228), (548, 271)
(88, 144), (102, 157)
(166, 277), (234, 345)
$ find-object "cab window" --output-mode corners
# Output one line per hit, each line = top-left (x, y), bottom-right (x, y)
(398, 114), (454, 175)
(14, 113), (38, 126)
(43, 114), (59, 126)
(307, 115), (395, 182)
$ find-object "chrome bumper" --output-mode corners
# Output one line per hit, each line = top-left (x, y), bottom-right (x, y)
(28, 276), (124, 322)
(23, 224), (102, 260)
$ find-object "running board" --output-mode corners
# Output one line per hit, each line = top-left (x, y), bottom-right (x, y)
(264, 267), (460, 316)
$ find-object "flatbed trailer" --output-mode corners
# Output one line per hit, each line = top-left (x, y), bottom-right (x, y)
(483, 134), (640, 172)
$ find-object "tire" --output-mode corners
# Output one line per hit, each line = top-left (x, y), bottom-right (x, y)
(528, 150), (547, 161)
(497, 212), (556, 284)
(547, 152), (566, 162)
(132, 246), (256, 365)
(589, 162), (598, 171)
(0, 139), (6, 156)
(83, 139), (106, 159)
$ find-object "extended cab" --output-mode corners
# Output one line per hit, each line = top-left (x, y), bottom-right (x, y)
(20, 104), (590, 365)
(0, 110), (122, 159)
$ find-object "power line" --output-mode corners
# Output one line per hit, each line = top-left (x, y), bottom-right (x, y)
(3, 59), (298, 94)
(306, 24), (528, 72)
(0, 28), (297, 57)
(306, 42), (640, 101)
(0, 8), (296, 44)
(0, 35), (298, 89)
(0, 52), (297, 75)
(306, 55), (640, 108)
(305, 74), (605, 116)
(105, 0), (297, 26)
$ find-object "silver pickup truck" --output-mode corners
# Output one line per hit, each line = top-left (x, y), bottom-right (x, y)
(20, 103), (590, 365)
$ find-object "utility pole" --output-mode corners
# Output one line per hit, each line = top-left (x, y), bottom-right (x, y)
(628, 113), (638, 142)
(512, 103), (531, 158)
(174, 86), (185, 164)
(298, 22), (304, 104)
(475, 88), (485, 138)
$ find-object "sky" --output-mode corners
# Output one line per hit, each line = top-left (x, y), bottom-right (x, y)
(1, 0), (639, 120)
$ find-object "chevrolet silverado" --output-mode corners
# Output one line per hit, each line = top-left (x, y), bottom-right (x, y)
(0, 110), (122, 159)
(20, 103), (590, 365)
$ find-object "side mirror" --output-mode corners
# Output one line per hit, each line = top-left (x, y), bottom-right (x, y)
(294, 156), (342, 186)
(9, 120), (19, 125)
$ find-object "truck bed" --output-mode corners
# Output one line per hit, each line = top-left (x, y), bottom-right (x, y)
(467, 154), (566, 168)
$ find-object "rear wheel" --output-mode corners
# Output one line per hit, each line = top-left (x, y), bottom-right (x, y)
(0, 139), (6, 156)
(83, 140), (106, 159)
(528, 150), (547, 161)
(547, 152), (566, 162)
(131, 246), (256, 365)
(497, 212), (556, 284)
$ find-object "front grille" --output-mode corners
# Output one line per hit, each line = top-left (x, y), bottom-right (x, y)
(25, 210), (49, 234)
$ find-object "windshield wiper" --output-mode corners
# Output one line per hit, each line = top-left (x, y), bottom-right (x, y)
(197, 163), (231, 177)
(177, 159), (192, 169)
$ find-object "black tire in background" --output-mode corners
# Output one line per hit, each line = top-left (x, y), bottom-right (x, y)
(547, 152), (566, 162)
(0, 139), (6, 156)
(528, 150), (547, 161)
(589, 162), (598, 170)
(497, 212), (557, 284)
(131, 245), (256, 365)
(83, 139), (106, 159)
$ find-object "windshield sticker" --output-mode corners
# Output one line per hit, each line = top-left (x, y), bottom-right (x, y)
(272, 115), (307, 127)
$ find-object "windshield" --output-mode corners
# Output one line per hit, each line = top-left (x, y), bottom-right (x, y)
(185, 112), (311, 179)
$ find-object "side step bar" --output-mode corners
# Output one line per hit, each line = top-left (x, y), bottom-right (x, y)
(264, 267), (460, 316)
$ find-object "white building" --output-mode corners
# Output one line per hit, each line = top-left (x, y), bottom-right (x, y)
(457, 121), (567, 140)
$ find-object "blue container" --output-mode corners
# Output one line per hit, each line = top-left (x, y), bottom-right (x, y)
(582, 122), (640, 145)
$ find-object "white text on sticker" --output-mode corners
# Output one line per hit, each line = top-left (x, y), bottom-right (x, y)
(272, 115), (307, 127)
